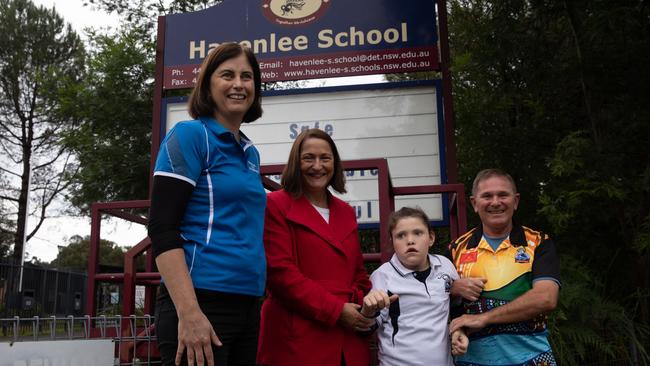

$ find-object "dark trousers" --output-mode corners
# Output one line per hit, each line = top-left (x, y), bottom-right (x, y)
(155, 285), (261, 366)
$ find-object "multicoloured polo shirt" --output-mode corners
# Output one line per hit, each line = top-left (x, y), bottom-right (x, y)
(449, 224), (560, 366)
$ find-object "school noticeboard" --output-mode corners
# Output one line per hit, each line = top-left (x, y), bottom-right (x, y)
(1, 339), (114, 366)
(163, 0), (438, 88)
(161, 81), (448, 226)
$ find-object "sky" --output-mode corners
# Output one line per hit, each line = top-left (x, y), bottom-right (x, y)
(26, 0), (140, 263)
(23, 0), (383, 262)
(33, 0), (120, 34)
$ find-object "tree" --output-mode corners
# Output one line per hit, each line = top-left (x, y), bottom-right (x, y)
(51, 234), (125, 271)
(60, 30), (154, 210)
(447, 0), (650, 363)
(538, 0), (650, 358)
(57, 1), (223, 211)
(0, 0), (85, 268)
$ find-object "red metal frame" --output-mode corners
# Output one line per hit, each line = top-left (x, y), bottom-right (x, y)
(149, 15), (166, 191)
(86, 200), (151, 317)
(85, 200), (154, 363)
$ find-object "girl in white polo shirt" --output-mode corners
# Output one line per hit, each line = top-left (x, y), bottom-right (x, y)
(360, 207), (468, 366)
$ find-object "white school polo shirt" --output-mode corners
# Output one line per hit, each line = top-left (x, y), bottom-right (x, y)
(370, 254), (459, 366)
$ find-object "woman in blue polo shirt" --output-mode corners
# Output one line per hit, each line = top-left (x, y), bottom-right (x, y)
(148, 43), (265, 366)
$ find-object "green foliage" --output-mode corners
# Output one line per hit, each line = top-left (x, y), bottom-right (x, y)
(448, 0), (650, 362)
(85, 0), (223, 44)
(60, 29), (153, 211)
(51, 234), (124, 271)
(385, 71), (440, 83)
(549, 255), (650, 365)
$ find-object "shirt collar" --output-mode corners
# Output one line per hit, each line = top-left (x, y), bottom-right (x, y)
(466, 221), (527, 249)
(199, 115), (231, 137)
(389, 253), (441, 277)
(199, 115), (255, 150)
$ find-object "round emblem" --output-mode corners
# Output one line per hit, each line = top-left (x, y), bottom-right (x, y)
(262, 0), (331, 26)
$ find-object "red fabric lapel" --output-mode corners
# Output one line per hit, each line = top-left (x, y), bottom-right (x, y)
(285, 194), (356, 254)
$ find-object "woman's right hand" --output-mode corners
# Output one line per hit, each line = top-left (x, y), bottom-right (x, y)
(336, 303), (376, 331)
(156, 249), (222, 366)
(176, 306), (222, 366)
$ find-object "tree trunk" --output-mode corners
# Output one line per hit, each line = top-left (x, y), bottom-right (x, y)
(12, 121), (32, 275)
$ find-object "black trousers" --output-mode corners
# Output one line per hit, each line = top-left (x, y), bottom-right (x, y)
(155, 285), (261, 366)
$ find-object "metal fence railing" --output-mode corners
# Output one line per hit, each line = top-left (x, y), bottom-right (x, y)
(0, 315), (160, 366)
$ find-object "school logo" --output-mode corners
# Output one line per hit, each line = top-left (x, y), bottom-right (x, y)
(248, 160), (260, 173)
(262, 0), (331, 26)
(437, 273), (453, 293)
(514, 247), (531, 263)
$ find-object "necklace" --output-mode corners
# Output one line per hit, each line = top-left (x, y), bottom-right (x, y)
(305, 192), (328, 208)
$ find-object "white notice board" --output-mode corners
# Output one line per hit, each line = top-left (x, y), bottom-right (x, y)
(162, 81), (448, 226)
(1, 339), (114, 366)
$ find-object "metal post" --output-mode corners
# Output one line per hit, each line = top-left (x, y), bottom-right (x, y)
(436, 0), (460, 184)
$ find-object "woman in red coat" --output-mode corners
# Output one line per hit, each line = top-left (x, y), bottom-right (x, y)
(257, 129), (374, 366)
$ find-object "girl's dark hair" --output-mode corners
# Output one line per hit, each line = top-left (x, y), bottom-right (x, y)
(388, 206), (432, 237)
(281, 129), (346, 198)
(188, 42), (262, 122)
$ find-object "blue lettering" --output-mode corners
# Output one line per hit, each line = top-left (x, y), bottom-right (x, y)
(288, 121), (335, 139)
(289, 123), (298, 139)
(346, 202), (372, 219)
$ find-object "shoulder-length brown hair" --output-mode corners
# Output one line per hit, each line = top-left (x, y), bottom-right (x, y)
(188, 42), (263, 123)
(281, 129), (346, 198)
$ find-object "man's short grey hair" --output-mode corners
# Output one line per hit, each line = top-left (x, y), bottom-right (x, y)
(471, 169), (517, 195)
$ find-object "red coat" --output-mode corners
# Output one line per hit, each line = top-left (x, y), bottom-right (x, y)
(257, 190), (372, 366)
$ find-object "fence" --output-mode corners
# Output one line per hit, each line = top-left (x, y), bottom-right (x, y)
(0, 315), (159, 365)
(0, 260), (87, 318)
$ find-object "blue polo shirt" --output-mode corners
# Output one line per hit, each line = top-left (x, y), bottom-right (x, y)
(154, 116), (266, 296)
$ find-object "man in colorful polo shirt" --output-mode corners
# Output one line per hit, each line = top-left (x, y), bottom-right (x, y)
(448, 168), (560, 366)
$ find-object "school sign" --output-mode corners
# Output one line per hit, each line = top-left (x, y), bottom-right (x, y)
(151, 0), (459, 228)
(162, 0), (439, 88)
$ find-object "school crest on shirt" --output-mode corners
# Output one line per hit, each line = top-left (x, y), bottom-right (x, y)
(514, 247), (531, 263)
(437, 273), (453, 293)
(247, 160), (260, 173)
